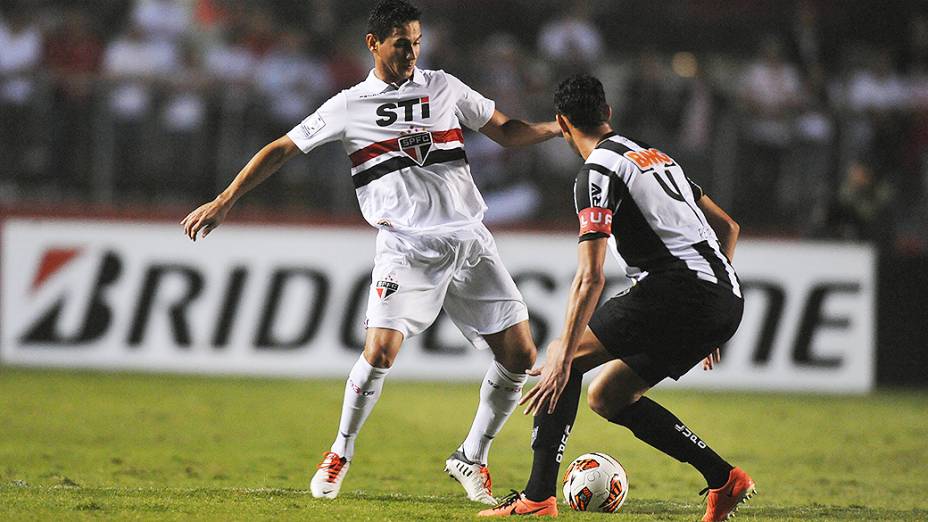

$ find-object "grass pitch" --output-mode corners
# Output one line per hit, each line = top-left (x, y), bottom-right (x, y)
(0, 368), (926, 521)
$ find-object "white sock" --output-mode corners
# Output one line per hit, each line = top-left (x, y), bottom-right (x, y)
(460, 361), (527, 465)
(329, 356), (390, 461)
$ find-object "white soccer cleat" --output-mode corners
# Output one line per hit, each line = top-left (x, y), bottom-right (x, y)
(311, 451), (350, 499)
(445, 450), (496, 505)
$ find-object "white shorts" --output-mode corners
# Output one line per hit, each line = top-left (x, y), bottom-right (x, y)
(365, 223), (529, 350)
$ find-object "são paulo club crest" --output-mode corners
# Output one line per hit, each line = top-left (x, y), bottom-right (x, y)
(374, 274), (399, 300)
(398, 131), (433, 165)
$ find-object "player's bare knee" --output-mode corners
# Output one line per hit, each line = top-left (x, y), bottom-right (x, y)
(587, 385), (614, 419)
(588, 383), (642, 420)
(363, 346), (396, 369)
(501, 343), (535, 373)
(518, 342), (537, 369)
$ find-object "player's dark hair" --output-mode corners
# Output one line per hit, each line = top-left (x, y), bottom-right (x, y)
(554, 74), (610, 131)
(367, 0), (421, 42)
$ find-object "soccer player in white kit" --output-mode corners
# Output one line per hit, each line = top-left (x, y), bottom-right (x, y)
(181, 0), (560, 504)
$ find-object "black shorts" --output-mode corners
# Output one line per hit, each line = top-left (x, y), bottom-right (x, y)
(588, 272), (743, 386)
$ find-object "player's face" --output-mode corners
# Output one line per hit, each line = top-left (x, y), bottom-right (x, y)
(369, 21), (422, 84)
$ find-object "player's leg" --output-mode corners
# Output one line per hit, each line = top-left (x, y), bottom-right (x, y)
(522, 329), (613, 499)
(310, 327), (404, 499)
(588, 273), (752, 520)
(442, 226), (535, 503)
(443, 321), (534, 504)
(458, 320), (535, 464)
(312, 231), (454, 499)
(589, 357), (735, 489)
(478, 328), (612, 516)
(331, 327), (405, 460)
(588, 358), (754, 522)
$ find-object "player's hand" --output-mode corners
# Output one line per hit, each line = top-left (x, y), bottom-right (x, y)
(521, 340), (571, 416)
(181, 198), (230, 242)
(702, 348), (721, 371)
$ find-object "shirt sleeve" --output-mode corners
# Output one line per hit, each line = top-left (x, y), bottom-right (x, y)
(687, 176), (704, 201)
(286, 92), (346, 153)
(443, 71), (496, 131)
(574, 163), (619, 242)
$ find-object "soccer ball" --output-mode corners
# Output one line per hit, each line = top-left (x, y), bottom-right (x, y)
(562, 452), (629, 513)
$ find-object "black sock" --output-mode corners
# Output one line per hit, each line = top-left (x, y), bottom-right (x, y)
(523, 369), (584, 502)
(609, 396), (733, 489)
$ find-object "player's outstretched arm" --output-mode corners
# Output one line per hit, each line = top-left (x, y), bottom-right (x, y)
(522, 237), (608, 415)
(698, 195), (740, 261)
(479, 109), (560, 148)
(181, 135), (301, 241)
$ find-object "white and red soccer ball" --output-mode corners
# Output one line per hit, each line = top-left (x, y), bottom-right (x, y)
(562, 452), (629, 513)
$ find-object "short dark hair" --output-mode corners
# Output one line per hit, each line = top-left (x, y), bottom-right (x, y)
(367, 0), (421, 42)
(554, 74), (610, 131)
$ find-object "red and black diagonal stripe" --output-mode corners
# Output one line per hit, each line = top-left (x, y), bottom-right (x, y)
(349, 129), (466, 189)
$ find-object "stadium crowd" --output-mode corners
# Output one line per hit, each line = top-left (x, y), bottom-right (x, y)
(1, 0), (926, 254)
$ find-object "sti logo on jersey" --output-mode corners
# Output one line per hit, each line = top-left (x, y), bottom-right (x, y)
(398, 132), (433, 165)
(376, 96), (430, 127)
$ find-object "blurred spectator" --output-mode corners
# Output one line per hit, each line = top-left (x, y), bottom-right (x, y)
(470, 33), (546, 224)
(843, 48), (908, 157)
(324, 31), (367, 92)
(305, 0), (338, 42)
(623, 49), (685, 145)
(156, 43), (210, 201)
(241, 8), (276, 58)
(846, 48), (907, 114)
(102, 23), (180, 196)
(254, 29), (332, 126)
(466, 127), (544, 226)
(678, 55), (714, 152)
(481, 33), (531, 117)
(131, 0), (192, 45)
(793, 0), (824, 74)
(783, 1), (836, 233)
(204, 27), (256, 85)
(2, 0), (928, 246)
(45, 7), (104, 194)
(253, 28), (333, 206)
(537, 0), (602, 75)
(735, 36), (806, 230)
(676, 54), (719, 194)
(0, 7), (43, 182)
(827, 158), (894, 242)
(193, 0), (234, 41)
(103, 24), (179, 119)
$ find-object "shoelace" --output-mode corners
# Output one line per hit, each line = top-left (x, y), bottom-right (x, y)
(491, 489), (522, 510)
(479, 466), (492, 495)
(317, 451), (345, 483)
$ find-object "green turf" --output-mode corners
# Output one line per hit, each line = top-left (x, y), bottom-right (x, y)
(0, 368), (925, 521)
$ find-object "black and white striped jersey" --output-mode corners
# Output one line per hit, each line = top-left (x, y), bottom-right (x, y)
(574, 132), (741, 297)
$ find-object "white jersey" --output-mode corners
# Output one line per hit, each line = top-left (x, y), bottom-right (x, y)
(287, 68), (495, 234)
(574, 133), (741, 297)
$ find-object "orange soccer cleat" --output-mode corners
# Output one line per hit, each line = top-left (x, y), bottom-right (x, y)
(701, 467), (756, 522)
(477, 490), (558, 517)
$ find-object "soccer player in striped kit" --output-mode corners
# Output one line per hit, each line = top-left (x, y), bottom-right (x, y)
(479, 75), (754, 520)
(181, 0), (560, 505)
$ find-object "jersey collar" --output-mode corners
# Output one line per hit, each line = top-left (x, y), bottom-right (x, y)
(595, 131), (618, 147)
(364, 67), (426, 93)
